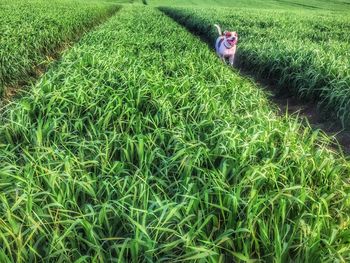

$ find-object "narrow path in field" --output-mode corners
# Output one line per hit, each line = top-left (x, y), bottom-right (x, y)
(245, 70), (350, 154)
(0, 6), (121, 109)
(159, 8), (350, 154)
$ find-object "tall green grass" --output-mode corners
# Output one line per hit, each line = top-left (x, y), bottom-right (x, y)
(150, 0), (350, 12)
(0, 6), (350, 262)
(0, 0), (119, 97)
(160, 6), (350, 127)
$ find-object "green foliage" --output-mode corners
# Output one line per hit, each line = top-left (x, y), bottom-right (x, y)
(151, 0), (350, 12)
(0, 6), (349, 262)
(161, 6), (350, 127)
(0, 0), (119, 96)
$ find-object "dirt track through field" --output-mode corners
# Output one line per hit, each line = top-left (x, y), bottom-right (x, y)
(159, 7), (350, 154)
(0, 5), (121, 109)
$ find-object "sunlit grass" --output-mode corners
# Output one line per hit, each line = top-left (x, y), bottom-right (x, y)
(0, 5), (349, 262)
(0, 0), (119, 97)
(160, 6), (350, 127)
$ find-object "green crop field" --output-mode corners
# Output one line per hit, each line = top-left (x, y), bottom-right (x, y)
(151, 0), (350, 11)
(0, 0), (350, 262)
(0, 0), (119, 98)
(160, 5), (350, 127)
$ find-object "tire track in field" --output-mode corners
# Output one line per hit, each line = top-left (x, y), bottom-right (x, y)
(159, 7), (350, 154)
(0, 4), (121, 108)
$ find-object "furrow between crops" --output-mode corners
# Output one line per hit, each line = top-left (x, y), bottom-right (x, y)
(158, 6), (350, 154)
(0, 6), (349, 262)
(0, 0), (121, 103)
(159, 6), (350, 129)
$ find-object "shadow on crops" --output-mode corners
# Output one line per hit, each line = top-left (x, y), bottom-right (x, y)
(159, 6), (350, 154)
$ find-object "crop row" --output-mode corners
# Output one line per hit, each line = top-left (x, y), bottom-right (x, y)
(160, 7), (350, 127)
(0, 6), (349, 262)
(0, 0), (119, 97)
(151, 0), (350, 11)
